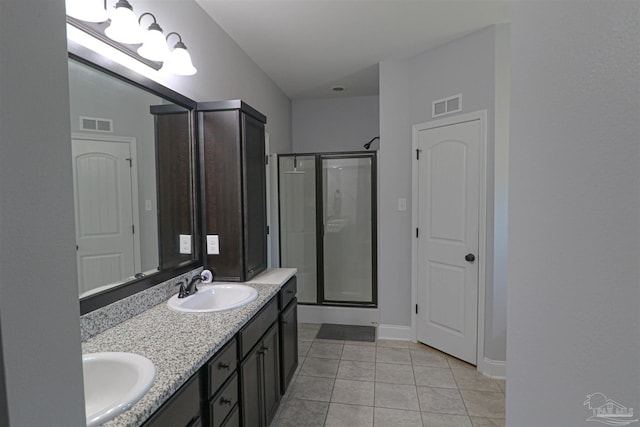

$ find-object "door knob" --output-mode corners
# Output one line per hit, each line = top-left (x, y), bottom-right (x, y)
(465, 253), (476, 262)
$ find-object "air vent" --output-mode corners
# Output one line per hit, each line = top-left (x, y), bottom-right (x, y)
(432, 94), (462, 118)
(80, 116), (113, 133)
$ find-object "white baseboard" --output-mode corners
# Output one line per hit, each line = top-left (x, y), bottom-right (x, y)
(479, 357), (506, 379)
(297, 305), (379, 326)
(377, 324), (413, 341)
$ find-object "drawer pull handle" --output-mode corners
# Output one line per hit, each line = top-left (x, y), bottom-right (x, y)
(220, 397), (233, 406)
(282, 320), (289, 325)
(218, 362), (231, 370)
(258, 346), (269, 355)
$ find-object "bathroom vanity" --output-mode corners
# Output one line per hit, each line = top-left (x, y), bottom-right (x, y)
(82, 269), (297, 427)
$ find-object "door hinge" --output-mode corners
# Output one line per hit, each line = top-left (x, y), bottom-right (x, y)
(415, 304), (419, 314)
(132, 225), (135, 234)
(265, 155), (269, 165)
(416, 228), (419, 238)
(416, 149), (421, 160)
(125, 158), (132, 167)
(266, 225), (270, 235)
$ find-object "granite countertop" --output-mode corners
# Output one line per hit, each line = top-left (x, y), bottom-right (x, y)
(82, 268), (297, 427)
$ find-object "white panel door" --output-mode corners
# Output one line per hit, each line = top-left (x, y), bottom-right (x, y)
(416, 120), (480, 364)
(72, 139), (136, 295)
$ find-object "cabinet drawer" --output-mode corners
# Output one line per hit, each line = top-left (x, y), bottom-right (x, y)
(143, 374), (200, 427)
(210, 374), (238, 427)
(207, 337), (237, 398)
(278, 276), (297, 310)
(221, 405), (239, 427)
(239, 297), (278, 358)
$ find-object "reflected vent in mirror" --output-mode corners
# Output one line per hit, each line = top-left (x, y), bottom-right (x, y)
(80, 116), (113, 133)
(432, 94), (462, 118)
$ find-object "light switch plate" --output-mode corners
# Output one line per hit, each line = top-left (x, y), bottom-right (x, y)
(207, 235), (220, 255)
(179, 234), (192, 254)
(398, 198), (407, 211)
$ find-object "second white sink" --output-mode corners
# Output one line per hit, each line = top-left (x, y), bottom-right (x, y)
(83, 352), (156, 427)
(167, 284), (259, 313)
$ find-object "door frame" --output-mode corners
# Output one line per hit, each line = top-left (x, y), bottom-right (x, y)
(71, 132), (142, 281)
(410, 110), (488, 372)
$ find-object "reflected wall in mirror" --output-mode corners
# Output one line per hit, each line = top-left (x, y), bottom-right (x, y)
(68, 58), (196, 300)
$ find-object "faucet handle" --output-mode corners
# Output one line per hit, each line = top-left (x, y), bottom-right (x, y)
(175, 280), (187, 298)
(201, 269), (214, 284)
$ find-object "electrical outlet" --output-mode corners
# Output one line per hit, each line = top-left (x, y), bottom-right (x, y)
(207, 235), (220, 255)
(179, 234), (191, 254)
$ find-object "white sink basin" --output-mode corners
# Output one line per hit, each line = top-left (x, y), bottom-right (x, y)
(167, 284), (259, 313)
(83, 352), (156, 427)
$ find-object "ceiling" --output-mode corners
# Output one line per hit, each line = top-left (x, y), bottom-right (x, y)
(195, 0), (511, 100)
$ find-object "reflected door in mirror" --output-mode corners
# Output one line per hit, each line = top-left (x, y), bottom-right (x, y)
(72, 138), (138, 296)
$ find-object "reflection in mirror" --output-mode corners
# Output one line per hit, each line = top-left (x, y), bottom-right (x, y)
(68, 58), (195, 300)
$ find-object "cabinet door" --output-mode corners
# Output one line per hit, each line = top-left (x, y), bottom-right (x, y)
(242, 113), (267, 280)
(261, 324), (281, 426)
(143, 374), (200, 427)
(240, 345), (262, 427)
(155, 110), (194, 270)
(201, 109), (243, 281)
(280, 299), (298, 393)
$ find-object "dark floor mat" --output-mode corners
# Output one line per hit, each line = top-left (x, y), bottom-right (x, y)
(316, 323), (376, 342)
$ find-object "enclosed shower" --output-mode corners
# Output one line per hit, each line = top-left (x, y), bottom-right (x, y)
(278, 152), (377, 307)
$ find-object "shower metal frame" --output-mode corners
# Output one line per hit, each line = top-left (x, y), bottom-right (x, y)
(277, 151), (378, 308)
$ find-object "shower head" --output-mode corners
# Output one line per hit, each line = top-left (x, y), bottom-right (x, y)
(364, 136), (380, 150)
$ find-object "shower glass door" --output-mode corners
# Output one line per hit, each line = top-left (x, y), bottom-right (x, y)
(279, 156), (317, 303)
(279, 152), (376, 307)
(321, 155), (375, 304)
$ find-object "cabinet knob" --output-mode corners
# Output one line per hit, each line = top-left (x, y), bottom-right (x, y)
(220, 397), (233, 406)
(218, 362), (231, 370)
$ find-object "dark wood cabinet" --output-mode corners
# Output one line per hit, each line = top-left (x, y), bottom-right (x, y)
(201, 337), (239, 427)
(279, 297), (298, 393)
(278, 276), (298, 394)
(142, 374), (200, 427)
(240, 323), (280, 427)
(198, 100), (267, 282)
(151, 104), (195, 270)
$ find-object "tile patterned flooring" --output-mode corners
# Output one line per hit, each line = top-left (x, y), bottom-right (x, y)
(270, 323), (505, 427)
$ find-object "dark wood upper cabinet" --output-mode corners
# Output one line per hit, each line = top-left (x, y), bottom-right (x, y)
(151, 105), (195, 270)
(198, 100), (267, 282)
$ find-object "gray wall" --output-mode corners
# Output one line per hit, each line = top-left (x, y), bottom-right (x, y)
(379, 25), (509, 361)
(292, 96), (379, 153)
(68, 60), (161, 274)
(507, 1), (640, 424)
(0, 0), (85, 425)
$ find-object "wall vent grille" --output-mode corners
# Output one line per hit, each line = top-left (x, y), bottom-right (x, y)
(432, 94), (462, 118)
(80, 116), (113, 133)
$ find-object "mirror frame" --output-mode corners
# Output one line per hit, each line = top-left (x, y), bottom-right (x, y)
(69, 40), (202, 315)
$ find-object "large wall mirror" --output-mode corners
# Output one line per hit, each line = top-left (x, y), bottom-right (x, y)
(69, 46), (200, 314)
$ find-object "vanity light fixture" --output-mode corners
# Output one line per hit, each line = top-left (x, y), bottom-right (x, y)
(66, 0), (108, 23)
(161, 32), (197, 76)
(137, 13), (169, 62)
(104, 0), (144, 45)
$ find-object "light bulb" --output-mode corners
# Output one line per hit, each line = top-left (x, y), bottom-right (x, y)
(137, 23), (169, 62)
(161, 41), (197, 76)
(105, 1), (144, 45)
(66, 0), (108, 22)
